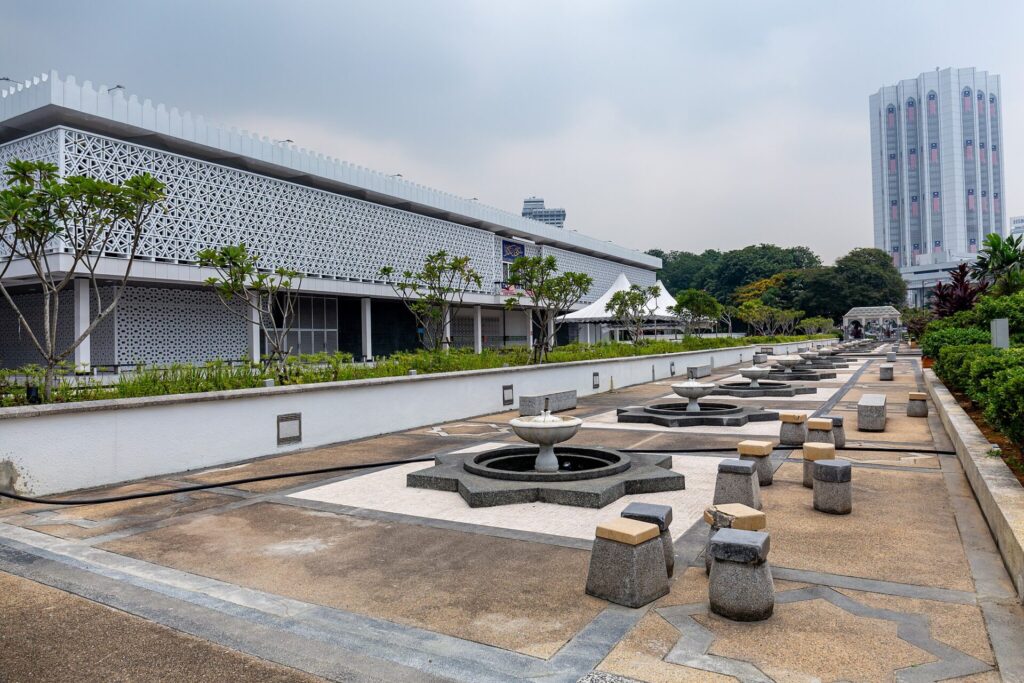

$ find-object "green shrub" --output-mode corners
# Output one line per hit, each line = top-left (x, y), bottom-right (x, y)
(984, 366), (1024, 445)
(934, 344), (994, 391)
(972, 290), (1024, 334)
(920, 326), (990, 359)
(965, 348), (1024, 405)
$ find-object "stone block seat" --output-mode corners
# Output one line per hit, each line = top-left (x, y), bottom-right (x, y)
(801, 442), (836, 488)
(737, 440), (774, 486)
(713, 459), (762, 510)
(907, 391), (928, 418)
(703, 503), (766, 574)
(805, 417), (835, 445)
(778, 411), (808, 446)
(708, 528), (774, 621)
(687, 364), (712, 379)
(857, 393), (887, 432)
(813, 459), (852, 515)
(879, 363), (894, 381)
(621, 502), (675, 577)
(824, 414), (846, 448)
(519, 390), (577, 416)
(586, 518), (669, 608)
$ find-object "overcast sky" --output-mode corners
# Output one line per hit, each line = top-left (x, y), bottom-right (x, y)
(3, 1), (1022, 263)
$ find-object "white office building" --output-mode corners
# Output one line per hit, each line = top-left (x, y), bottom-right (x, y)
(0, 72), (658, 369)
(869, 67), (1006, 305)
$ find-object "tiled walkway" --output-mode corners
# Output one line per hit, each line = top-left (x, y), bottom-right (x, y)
(1, 350), (1023, 682)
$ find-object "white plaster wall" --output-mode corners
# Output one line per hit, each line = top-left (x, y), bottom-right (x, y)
(0, 340), (826, 495)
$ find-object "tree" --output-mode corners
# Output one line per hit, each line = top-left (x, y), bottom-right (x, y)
(605, 284), (661, 345)
(932, 263), (988, 318)
(672, 288), (722, 336)
(799, 316), (834, 335)
(971, 233), (1024, 296)
(379, 251), (483, 352)
(197, 243), (300, 375)
(736, 301), (778, 336)
(832, 248), (906, 309)
(0, 159), (165, 398)
(720, 305), (737, 335)
(504, 255), (592, 363)
(900, 306), (935, 341)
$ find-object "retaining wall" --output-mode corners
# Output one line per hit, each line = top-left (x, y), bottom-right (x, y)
(0, 340), (823, 495)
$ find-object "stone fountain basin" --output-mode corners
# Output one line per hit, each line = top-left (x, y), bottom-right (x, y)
(644, 401), (745, 416)
(671, 381), (716, 399)
(464, 446), (631, 482)
(508, 416), (582, 446)
(740, 367), (772, 379)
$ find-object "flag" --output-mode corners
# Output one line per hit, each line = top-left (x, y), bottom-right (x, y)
(911, 198), (919, 217)
(967, 190), (975, 211)
(994, 195), (1001, 212)
(888, 155), (897, 173)
(892, 246), (900, 267)
(932, 193), (941, 213)
(890, 200), (899, 220)
(929, 98), (937, 115)
(934, 240), (942, 254)
(909, 150), (917, 170)
(969, 238), (978, 253)
(992, 149), (999, 166)
(887, 110), (895, 128)
(907, 103), (916, 123)
(964, 140), (973, 161)
(930, 144), (939, 163)
(979, 146), (986, 164)
(990, 100), (997, 117)
(963, 91), (972, 112)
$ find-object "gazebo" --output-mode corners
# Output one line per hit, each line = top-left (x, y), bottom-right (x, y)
(841, 306), (902, 340)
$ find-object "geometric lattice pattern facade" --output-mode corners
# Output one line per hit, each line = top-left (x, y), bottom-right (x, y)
(1, 127), (654, 303)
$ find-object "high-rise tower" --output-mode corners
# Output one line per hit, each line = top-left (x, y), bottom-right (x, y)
(870, 67), (1005, 303)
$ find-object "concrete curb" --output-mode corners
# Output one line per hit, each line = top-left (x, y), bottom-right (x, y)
(924, 368), (1024, 603)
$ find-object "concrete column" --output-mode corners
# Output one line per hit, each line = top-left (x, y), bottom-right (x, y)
(361, 297), (372, 361)
(73, 278), (91, 372)
(473, 305), (483, 354)
(246, 298), (261, 364)
(525, 309), (533, 349)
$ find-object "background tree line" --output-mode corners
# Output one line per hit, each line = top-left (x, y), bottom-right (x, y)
(646, 243), (906, 321)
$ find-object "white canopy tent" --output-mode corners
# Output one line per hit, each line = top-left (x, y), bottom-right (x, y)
(558, 275), (680, 343)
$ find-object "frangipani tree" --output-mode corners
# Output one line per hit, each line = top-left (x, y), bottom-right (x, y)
(504, 255), (592, 363)
(0, 159), (165, 398)
(606, 284), (661, 345)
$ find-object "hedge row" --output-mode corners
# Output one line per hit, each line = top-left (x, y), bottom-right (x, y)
(931, 343), (1024, 446)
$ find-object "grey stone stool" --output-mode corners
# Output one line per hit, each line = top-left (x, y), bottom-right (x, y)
(824, 414), (846, 448)
(703, 503), (766, 574)
(708, 528), (774, 621)
(804, 417), (835, 446)
(907, 391), (928, 417)
(621, 502), (674, 577)
(886, 351), (897, 362)
(586, 518), (669, 608)
(857, 393), (887, 431)
(737, 440), (774, 486)
(778, 412), (808, 446)
(802, 442), (835, 488)
(753, 353), (768, 364)
(713, 459), (762, 510)
(879, 364), (894, 381)
(813, 459), (852, 514)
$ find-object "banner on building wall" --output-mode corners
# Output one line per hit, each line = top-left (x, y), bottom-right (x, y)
(502, 240), (525, 262)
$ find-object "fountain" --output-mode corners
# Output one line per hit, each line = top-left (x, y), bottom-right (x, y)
(739, 365), (771, 388)
(617, 380), (779, 428)
(710, 363), (816, 398)
(778, 356), (802, 373)
(407, 398), (685, 508)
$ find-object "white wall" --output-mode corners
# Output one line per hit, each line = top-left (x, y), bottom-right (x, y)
(0, 340), (826, 495)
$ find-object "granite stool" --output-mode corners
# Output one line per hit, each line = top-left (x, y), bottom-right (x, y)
(737, 440), (774, 486)
(778, 411), (808, 446)
(753, 353), (768, 364)
(703, 503), (766, 574)
(886, 351), (897, 362)
(585, 518), (669, 608)
(813, 459), (852, 514)
(621, 502), (675, 577)
(802, 442), (835, 488)
(805, 417), (835, 446)
(857, 393), (887, 431)
(824, 414), (846, 448)
(713, 459), (762, 510)
(708, 528), (774, 621)
(879, 363), (894, 381)
(907, 391), (928, 417)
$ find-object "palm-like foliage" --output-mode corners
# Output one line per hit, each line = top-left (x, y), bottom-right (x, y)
(971, 233), (1024, 295)
(931, 263), (988, 318)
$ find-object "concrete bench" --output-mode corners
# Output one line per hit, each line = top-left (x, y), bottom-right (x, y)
(857, 394), (887, 431)
(879, 364), (894, 381)
(586, 518), (669, 607)
(519, 390), (577, 416)
(621, 502), (674, 577)
(759, 347), (775, 355)
(687, 364), (712, 379)
(907, 391), (928, 417)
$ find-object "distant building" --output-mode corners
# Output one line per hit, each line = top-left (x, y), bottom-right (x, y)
(869, 67), (1006, 306)
(522, 197), (566, 228)
(1011, 216), (1024, 237)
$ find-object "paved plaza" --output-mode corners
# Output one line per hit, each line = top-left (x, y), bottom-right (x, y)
(1, 351), (1023, 681)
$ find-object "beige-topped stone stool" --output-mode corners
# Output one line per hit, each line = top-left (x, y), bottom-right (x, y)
(805, 417), (835, 445)
(801, 442), (835, 488)
(585, 518), (669, 608)
(778, 411), (808, 446)
(737, 440), (774, 486)
(907, 391), (928, 418)
(703, 503), (766, 574)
